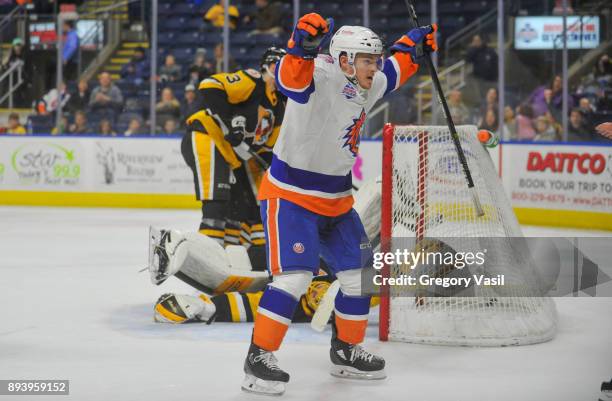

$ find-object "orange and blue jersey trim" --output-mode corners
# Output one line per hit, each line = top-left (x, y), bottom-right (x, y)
(382, 52), (419, 96)
(258, 155), (354, 217)
(275, 54), (316, 104)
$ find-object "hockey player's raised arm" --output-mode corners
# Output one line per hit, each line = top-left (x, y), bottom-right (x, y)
(275, 13), (333, 104)
(382, 24), (438, 96)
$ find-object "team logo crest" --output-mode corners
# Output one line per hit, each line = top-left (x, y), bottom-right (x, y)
(341, 83), (357, 99)
(293, 242), (305, 254)
(343, 109), (366, 157)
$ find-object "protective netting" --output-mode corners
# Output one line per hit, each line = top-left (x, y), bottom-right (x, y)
(383, 125), (557, 346)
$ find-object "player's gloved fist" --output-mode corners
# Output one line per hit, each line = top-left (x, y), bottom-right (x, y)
(287, 13), (334, 59)
(390, 24), (438, 61)
(226, 115), (246, 147)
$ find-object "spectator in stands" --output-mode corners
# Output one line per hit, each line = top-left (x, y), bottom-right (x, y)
(204, 0), (239, 29)
(528, 75), (573, 118)
(594, 54), (612, 78)
(66, 79), (90, 113)
(69, 110), (90, 134)
(6, 113), (26, 135)
(62, 20), (79, 81)
(577, 97), (595, 132)
(51, 116), (70, 135)
(465, 34), (498, 98)
(447, 90), (470, 124)
(159, 54), (182, 83)
(99, 118), (117, 136)
(552, 0), (574, 15)
(533, 115), (558, 142)
(160, 118), (179, 135)
(121, 47), (149, 85)
(181, 84), (199, 124)
(188, 50), (213, 85)
(89, 72), (124, 114)
(156, 87), (181, 127)
(1, 37), (31, 107)
(124, 117), (144, 136)
(213, 42), (237, 73)
(480, 87), (498, 118)
(503, 105), (517, 139)
(516, 104), (536, 141)
(244, 0), (283, 35)
(567, 109), (591, 141)
(478, 109), (499, 134)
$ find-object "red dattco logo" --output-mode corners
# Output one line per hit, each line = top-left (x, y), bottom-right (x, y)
(527, 151), (606, 175)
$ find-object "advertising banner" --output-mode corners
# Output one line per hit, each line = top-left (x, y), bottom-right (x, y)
(514, 16), (600, 50)
(502, 143), (612, 214)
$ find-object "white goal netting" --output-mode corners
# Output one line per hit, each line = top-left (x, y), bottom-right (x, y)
(381, 125), (557, 346)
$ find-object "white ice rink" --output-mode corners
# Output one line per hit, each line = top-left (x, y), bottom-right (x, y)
(1, 206), (611, 401)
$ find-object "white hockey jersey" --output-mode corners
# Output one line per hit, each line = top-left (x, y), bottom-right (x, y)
(258, 51), (418, 216)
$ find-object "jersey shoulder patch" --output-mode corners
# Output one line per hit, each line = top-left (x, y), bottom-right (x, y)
(317, 54), (334, 64)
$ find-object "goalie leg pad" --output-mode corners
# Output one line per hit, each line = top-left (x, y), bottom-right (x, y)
(173, 231), (269, 294)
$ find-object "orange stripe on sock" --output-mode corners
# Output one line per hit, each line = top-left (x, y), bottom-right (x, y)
(335, 315), (368, 345)
(253, 312), (289, 351)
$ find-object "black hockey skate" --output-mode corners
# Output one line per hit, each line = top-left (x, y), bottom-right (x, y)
(600, 378), (612, 401)
(242, 342), (290, 396)
(329, 321), (386, 380)
(148, 227), (172, 285)
(148, 227), (186, 285)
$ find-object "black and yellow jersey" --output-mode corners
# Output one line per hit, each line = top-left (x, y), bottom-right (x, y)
(186, 69), (285, 170)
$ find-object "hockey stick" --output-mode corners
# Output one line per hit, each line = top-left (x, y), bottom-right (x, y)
(310, 280), (340, 332)
(403, 2), (485, 217)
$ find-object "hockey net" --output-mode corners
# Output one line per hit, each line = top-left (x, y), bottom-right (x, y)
(379, 124), (558, 346)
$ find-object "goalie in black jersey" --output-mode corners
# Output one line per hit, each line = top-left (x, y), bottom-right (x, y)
(179, 47), (286, 271)
(153, 278), (380, 324)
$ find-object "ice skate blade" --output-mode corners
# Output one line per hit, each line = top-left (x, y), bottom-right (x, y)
(241, 374), (286, 396)
(330, 365), (387, 380)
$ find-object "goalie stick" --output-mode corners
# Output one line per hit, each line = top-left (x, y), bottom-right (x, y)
(403, 1), (485, 217)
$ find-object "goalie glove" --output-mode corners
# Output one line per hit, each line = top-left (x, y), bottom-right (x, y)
(225, 115), (247, 147)
(154, 293), (216, 324)
(287, 13), (334, 59)
(390, 24), (438, 62)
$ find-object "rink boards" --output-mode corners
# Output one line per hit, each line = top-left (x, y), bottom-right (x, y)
(0, 135), (610, 230)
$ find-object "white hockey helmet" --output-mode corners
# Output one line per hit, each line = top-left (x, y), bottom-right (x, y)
(329, 25), (384, 66)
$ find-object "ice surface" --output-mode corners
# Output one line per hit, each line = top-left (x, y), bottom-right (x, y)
(1, 207), (610, 401)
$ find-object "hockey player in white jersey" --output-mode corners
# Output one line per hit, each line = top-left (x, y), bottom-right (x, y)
(241, 13), (438, 395)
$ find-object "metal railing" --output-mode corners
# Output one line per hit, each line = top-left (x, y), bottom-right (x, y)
(0, 60), (24, 108)
(365, 101), (390, 139)
(0, 4), (25, 42)
(417, 60), (467, 124)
